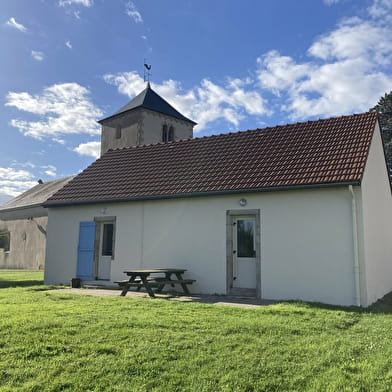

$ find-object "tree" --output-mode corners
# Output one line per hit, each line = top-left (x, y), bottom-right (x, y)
(371, 90), (392, 172)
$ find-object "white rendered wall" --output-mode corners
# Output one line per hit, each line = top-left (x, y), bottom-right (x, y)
(259, 188), (355, 305)
(45, 187), (356, 305)
(360, 123), (392, 306)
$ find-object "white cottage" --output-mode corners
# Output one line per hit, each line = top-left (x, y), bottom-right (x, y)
(43, 84), (392, 306)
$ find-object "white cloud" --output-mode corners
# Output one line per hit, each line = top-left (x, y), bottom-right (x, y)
(125, 1), (143, 23)
(5, 17), (27, 33)
(59, 0), (93, 7)
(104, 72), (269, 132)
(104, 0), (392, 128)
(74, 141), (101, 158)
(0, 167), (37, 200)
(255, 2), (392, 120)
(59, 0), (91, 19)
(11, 161), (36, 169)
(41, 165), (57, 177)
(103, 71), (146, 98)
(65, 41), (72, 49)
(0, 168), (34, 181)
(368, 0), (392, 20)
(6, 83), (103, 141)
(0, 164), (62, 201)
(53, 137), (66, 144)
(308, 18), (392, 64)
(257, 50), (312, 93)
(288, 59), (390, 118)
(323, 0), (343, 5)
(31, 50), (44, 61)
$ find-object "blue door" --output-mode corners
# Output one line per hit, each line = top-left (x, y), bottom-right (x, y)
(76, 221), (96, 279)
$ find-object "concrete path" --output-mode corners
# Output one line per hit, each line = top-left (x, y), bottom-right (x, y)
(49, 287), (276, 308)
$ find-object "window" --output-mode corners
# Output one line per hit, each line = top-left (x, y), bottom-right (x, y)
(115, 126), (122, 139)
(162, 124), (168, 142)
(162, 124), (174, 142)
(237, 219), (255, 258)
(168, 126), (174, 141)
(0, 231), (10, 252)
(101, 223), (114, 256)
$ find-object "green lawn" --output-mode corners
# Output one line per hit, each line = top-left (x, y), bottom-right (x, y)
(1, 270), (392, 391)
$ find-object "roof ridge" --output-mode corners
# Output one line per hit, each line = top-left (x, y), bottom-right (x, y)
(247, 110), (376, 132)
(102, 111), (375, 155)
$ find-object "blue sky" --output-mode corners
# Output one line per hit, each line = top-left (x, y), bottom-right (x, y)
(1, 0), (392, 204)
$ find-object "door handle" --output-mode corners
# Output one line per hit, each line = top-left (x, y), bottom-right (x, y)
(233, 250), (236, 254)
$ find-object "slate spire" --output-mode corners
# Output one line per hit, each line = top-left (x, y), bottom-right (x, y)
(99, 83), (196, 125)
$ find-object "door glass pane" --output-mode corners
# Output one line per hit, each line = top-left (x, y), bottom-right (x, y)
(102, 224), (113, 256)
(237, 219), (255, 258)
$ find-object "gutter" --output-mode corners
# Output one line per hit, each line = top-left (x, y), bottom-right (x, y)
(349, 185), (361, 307)
(43, 181), (360, 208)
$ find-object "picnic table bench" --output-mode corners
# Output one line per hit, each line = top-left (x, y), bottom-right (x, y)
(115, 268), (195, 298)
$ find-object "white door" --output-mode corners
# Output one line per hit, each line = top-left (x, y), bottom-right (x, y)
(97, 222), (113, 280)
(233, 216), (257, 289)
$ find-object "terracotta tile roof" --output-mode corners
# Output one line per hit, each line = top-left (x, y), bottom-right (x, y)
(45, 111), (378, 207)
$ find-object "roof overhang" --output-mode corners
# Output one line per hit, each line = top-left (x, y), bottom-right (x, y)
(98, 106), (197, 125)
(0, 205), (47, 220)
(43, 181), (360, 208)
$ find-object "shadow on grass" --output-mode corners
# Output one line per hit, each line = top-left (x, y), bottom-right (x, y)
(0, 279), (44, 289)
(284, 293), (392, 315)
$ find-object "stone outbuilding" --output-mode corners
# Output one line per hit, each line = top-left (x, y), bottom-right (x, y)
(0, 177), (73, 269)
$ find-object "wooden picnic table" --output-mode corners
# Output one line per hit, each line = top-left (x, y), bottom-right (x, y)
(115, 268), (195, 298)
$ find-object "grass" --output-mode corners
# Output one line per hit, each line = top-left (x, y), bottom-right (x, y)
(1, 271), (392, 391)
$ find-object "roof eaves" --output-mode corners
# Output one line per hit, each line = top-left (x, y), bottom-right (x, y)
(43, 180), (361, 208)
(98, 106), (197, 125)
(0, 203), (46, 214)
(97, 106), (142, 124)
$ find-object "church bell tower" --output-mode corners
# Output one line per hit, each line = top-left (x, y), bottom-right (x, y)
(98, 83), (196, 155)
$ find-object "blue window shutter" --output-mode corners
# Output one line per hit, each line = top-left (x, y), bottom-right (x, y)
(76, 221), (96, 279)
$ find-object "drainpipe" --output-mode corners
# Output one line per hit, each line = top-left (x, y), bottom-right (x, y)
(140, 201), (144, 268)
(349, 185), (361, 306)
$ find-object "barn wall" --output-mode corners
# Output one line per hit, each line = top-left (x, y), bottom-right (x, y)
(0, 216), (47, 270)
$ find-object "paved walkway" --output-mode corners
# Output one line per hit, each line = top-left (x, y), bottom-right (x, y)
(49, 287), (276, 308)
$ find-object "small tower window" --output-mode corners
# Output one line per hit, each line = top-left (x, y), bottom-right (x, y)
(162, 124), (168, 142)
(168, 126), (174, 141)
(115, 126), (122, 139)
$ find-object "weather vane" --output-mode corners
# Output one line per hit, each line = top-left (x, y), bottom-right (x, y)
(144, 59), (151, 83)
